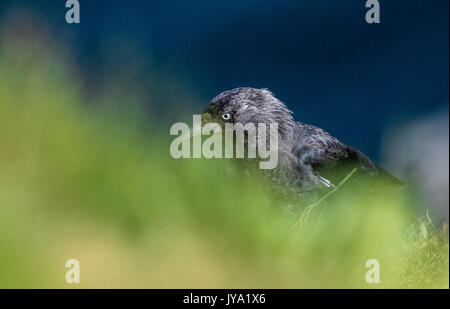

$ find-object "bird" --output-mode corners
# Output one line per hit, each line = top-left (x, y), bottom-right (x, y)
(202, 87), (405, 203)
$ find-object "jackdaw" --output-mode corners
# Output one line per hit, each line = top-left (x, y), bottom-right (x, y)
(202, 87), (405, 201)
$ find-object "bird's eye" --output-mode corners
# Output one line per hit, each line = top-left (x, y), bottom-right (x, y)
(221, 113), (232, 121)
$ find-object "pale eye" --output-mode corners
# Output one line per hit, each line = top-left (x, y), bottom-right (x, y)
(221, 113), (232, 121)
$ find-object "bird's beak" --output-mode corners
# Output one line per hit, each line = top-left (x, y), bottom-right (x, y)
(180, 112), (218, 143)
(201, 112), (213, 125)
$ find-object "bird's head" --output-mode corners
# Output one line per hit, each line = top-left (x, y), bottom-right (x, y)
(203, 87), (295, 138)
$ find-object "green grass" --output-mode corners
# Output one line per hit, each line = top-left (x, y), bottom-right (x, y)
(0, 37), (448, 289)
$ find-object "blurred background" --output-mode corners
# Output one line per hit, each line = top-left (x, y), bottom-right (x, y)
(0, 0), (448, 288)
(0, 1), (448, 153)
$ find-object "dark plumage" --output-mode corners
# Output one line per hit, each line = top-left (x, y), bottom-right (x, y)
(203, 87), (404, 200)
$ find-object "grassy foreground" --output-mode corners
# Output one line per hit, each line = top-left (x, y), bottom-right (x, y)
(0, 38), (448, 289)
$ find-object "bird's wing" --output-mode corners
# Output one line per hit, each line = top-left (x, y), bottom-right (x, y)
(293, 122), (359, 167)
(292, 122), (404, 189)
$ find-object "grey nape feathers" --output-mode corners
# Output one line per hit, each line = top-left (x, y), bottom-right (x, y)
(203, 87), (404, 201)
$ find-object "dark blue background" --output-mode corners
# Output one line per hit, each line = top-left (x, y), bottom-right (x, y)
(1, 0), (448, 159)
